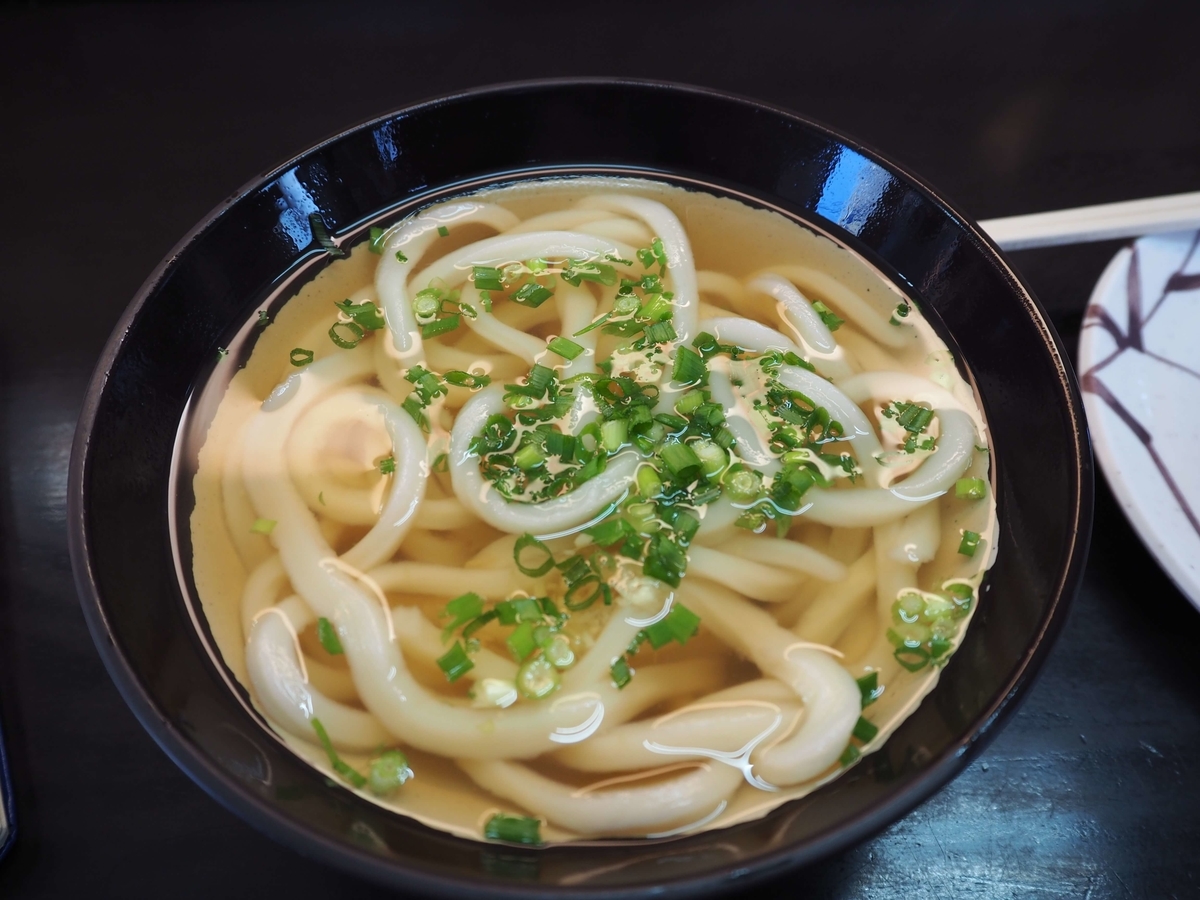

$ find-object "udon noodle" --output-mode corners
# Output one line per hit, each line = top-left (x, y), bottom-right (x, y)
(189, 178), (996, 845)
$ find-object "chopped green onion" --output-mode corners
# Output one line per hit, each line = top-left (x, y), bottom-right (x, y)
(378, 456), (396, 475)
(316, 617), (343, 655)
(513, 534), (555, 577)
(955, 477), (987, 500)
(660, 441), (702, 482)
(513, 282), (555, 307)
(311, 717), (366, 787)
(368, 749), (411, 796)
(437, 641), (475, 682)
(561, 260), (617, 287)
(691, 439), (727, 477)
(600, 419), (628, 452)
(839, 743), (860, 767)
(256, 309), (271, 326)
(642, 321), (677, 345)
(812, 301), (844, 331)
(368, 226), (387, 254)
(395, 249), (408, 263)
(437, 225), (450, 237)
(541, 633), (575, 668)
(637, 465), (663, 498)
(526, 364), (555, 395)
(290, 348), (315, 367)
(586, 517), (635, 547)
(461, 609), (498, 641)
(564, 575), (608, 611)
(335, 298), (386, 331)
(401, 396), (427, 430)
(329, 320), (365, 349)
(675, 390), (705, 415)
(672, 346), (706, 384)
(930, 635), (953, 658)
(894, 645), (931, 672)
(724, 467), (762, 503)
(421, 315), (461, 339)
(444, 370), (491, 389)
(547, 336), (585, 360)
(856, 671), (883, 707)
(610, 656), (632, 689)
(412, 290), (441, 319)
(250, 518), (276, 535)
(516, 655), (561, 699)
(527, 258), (549, 273)
(507, 622), (538, 662)
(958, 530), (981, 557)
(852, 716), (878, 743)
(484, 813), (543, 846)
(890, 301), (911, 325)
(472, 265), (505, 292)
(441, 592), (484, 640)
(308, 214), (347, 258)
(642, 533), (687, 587)
(514, 443), (546, 471)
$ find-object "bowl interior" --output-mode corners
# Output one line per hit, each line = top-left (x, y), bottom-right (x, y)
(69, 80), (1090, 898)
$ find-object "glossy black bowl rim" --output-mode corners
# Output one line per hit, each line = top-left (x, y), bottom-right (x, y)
(67, 77), (1092, 898)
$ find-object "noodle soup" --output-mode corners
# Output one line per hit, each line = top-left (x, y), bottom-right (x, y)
(189, 178), (996, 845)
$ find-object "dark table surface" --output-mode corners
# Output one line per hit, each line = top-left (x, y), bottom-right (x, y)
(2, 2), (1198, 897)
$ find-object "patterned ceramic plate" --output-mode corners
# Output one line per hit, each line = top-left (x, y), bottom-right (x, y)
(1079, 231), (1200, 608)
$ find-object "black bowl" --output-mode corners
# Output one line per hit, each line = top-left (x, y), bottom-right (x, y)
(67, 79), (1091, 897)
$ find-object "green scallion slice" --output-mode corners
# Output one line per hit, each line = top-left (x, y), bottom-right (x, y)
(660, 442), (702, 483)
(610, 656), (632, 689)
(958, 530), (981, 556)
(839, 743), (860, 767)
(436, 641), (475, 682)
(484, 813), (543, 846)
(472, 265), (505, 292)
(290, 347), (314, 367)
(307, 213), (347, 258)
(395, 249), (408, 263)
(513, 282), (554, 308)
(437, 225), (450, 237)
(378, 456), (396, 475)
(955, 477), (987, 500)
(513, 534), (555, 577)
(421, 315), (461, 339)
(335, 298), (386, 331)
(856, 671), (883, 707)
(547, 336), (585, 360)
(328, 320), (365, 349)
(812, 300), (844, 331)
(444, 369), (491, 389)
(316, 617), (343, 655)
(516, 655), (560, 699)
(250, 518), (276, 535)
(441, 592), (484, 640)
(311, 717), (367, 787)
(506, 622), (538, 662)
(368, 749), (411, 796)
(671, 346), (706, 384)
(368, 226), (387, 254)
(852, 716), (878, 743)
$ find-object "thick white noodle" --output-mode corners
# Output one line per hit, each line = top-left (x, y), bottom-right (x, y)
(245, 597), (391, 752)
(793, 550), (877, 646)
(701, 316), (803, 357)
(799, 408), (977, 526)
(761, 264), (910, 348)
(554, 679), (798, 772)
(448, 386), (638, 535)
(243, 359), (725, 757)
(408, 231), (637, 293)
(458, 286), (546, 364)
(749, 273), (854, 380)
(458, 758), (743, 836)
(555, 283), (599, 377)
(368, 561), (520, 600)
(707, 367), (778, 474)
(580, 195), (700, 344)
(376, 202), (520, 362)
(689, 546), (799, 603)
(722, 535), (847, 582)
(683, 580), (860, 786)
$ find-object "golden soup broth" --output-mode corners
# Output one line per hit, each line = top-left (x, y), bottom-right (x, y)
(190, 177), (996, 844)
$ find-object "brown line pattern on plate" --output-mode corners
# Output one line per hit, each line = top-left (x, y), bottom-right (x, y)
(1080, 234), (1200, 538)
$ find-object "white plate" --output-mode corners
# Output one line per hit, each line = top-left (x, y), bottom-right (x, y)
(1078, 230), (1200, 609)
